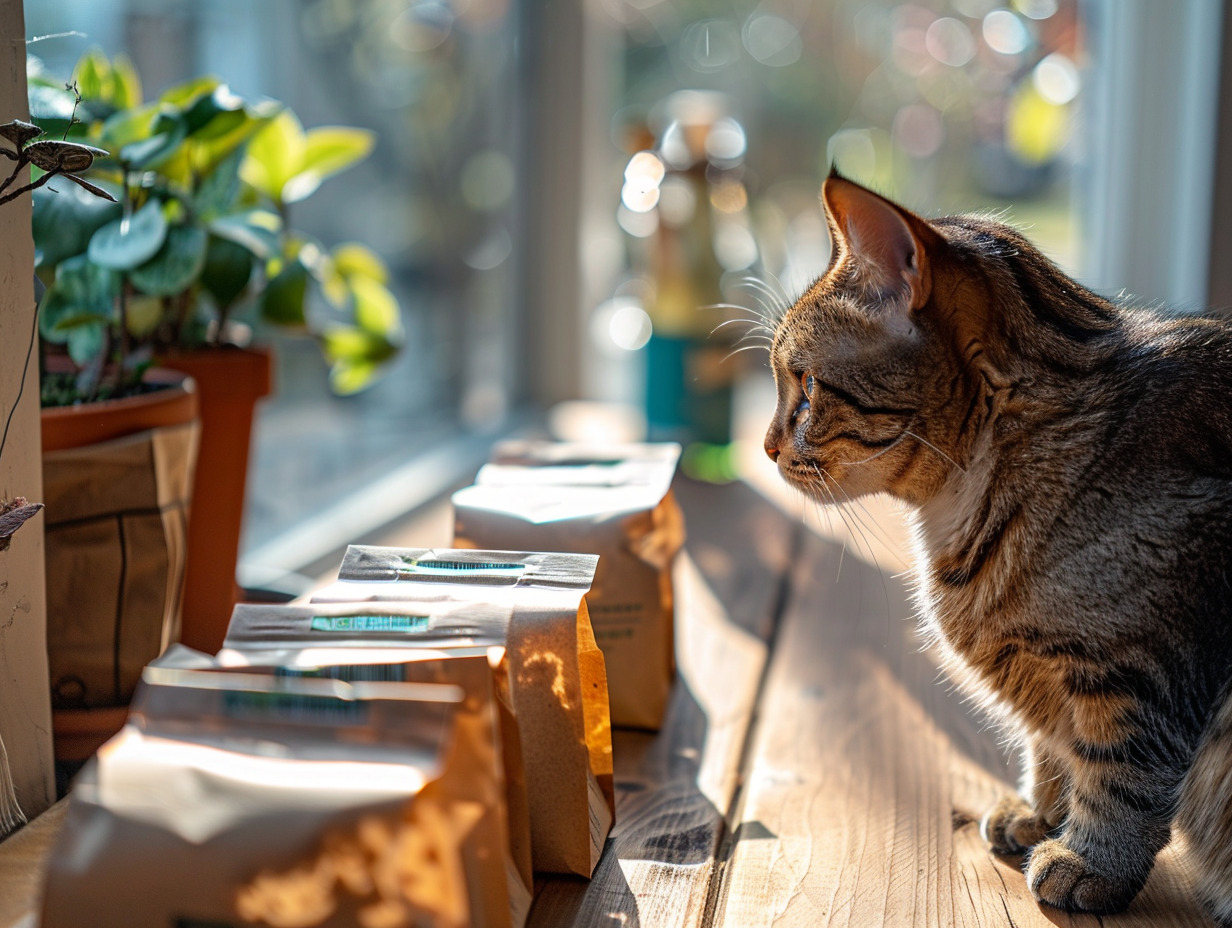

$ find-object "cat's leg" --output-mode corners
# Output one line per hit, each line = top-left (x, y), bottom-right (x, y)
(1176, 693), (1232, 926)
(1025, 745), (1179, 915)
(981, 738), (1068, 854)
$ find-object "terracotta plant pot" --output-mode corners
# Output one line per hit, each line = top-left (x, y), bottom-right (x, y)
(158, 345), (272, 654)
(41, 368), (198, 453)
(41, 369), (200, 767)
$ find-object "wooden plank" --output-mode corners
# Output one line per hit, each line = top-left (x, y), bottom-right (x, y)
(715, 529), (1215, 927)
(0, 800), (66, 928)
(527, 477), (799, 927)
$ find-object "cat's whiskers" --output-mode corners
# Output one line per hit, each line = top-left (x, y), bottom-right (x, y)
(703, 303), (779, 339)
(728, 274), (790, 325)
(902, 428), (967, 475)
(809, 461), (895, 614)
(839, 431), (911, 467)
(721, 342), (772, 366)
(709, 317), (773, 338)
(738, 270), (792, 312)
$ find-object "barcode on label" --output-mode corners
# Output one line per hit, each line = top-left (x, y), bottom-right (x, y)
(276, 665), (406, 683)
(398, 557), (525, 576)
(222, 689), (366, 723)
(310, 614), (430, 633)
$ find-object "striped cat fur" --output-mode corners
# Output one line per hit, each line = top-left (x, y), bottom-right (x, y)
(764, 171), (1232, 922)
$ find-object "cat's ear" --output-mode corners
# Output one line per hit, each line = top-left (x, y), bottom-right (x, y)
(822, 172), (939, 312)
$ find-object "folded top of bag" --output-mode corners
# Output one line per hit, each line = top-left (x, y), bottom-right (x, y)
(333, 546), (600, 589)
(478, 441), (681, 489)
(221, 600), (514, 669)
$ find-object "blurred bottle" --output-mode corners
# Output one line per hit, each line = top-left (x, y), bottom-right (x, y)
(623, 91), (742, 454)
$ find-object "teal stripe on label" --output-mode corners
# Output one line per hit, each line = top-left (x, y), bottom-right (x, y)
(310, 615), (430, 633)
(397, 557), (525, 576)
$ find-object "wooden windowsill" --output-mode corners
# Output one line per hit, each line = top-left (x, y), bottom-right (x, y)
(2, 475), (1216, 927)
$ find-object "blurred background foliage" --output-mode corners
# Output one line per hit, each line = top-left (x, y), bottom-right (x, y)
(25, 0), (1084, 548)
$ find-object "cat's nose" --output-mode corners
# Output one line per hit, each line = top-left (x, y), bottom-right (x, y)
(764, 440), (780, 462)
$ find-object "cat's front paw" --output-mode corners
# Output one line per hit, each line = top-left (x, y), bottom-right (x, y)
(1026, 838), (1142, 914)
(980, 795), (1051, 854)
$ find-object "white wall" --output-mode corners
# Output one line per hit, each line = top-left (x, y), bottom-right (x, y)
(0, 0), (55, 834)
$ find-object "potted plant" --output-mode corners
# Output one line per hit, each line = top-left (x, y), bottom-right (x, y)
(29, 50), (406, 658)
(0, 104), (200, 776)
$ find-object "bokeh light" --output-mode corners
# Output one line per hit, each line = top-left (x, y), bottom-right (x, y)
(742, 13), (804, 67)
(658, 175), (697, 226)
(925, 17), (976, 68)
(1013, 0), (1059, 20)
(617, 204), (660, 237)
(1033, 53), (1080, 105)
(983, 9), (1030, 56)
(705, 118), (747, 165)
(460, 150), (515, 211)
(679, 20), (743, 72)
(892, 103), (945, 158)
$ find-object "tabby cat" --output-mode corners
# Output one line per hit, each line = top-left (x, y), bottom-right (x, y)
(764, 171), (1232, 920)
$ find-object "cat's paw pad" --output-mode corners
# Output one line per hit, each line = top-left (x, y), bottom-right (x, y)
(1026, 839), (1140, 914)
(980, 795), (1050, 854)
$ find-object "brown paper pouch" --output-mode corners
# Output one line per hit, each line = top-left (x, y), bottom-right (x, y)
(42, 421), (198, 708)
(452, 442), (685, 730)
(42, 667), (484, 928)
(217, 602), (532, 921)
(321, 546), (614, 876)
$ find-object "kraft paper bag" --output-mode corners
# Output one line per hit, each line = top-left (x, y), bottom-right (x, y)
(452, 441), (685, 730)
(218, 601), (532, 925)
(42, 421), (199, 708)
(317, 547), (614, 877)
(41, 666), (504, 928)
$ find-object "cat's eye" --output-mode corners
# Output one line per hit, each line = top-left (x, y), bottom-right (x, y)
(801, 372), (815, 395)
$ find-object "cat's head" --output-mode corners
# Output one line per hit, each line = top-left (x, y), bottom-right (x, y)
(764, 172), (1011, 506)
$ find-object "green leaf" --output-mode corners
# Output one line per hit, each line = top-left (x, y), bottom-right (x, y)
(130, 223), (208, 296)
(32, 176), (122, 268)
(331, 242), (388, 284)
(281, 126), (374, 203)
(99, 103), (159, 153)
(88, 198), (169, 270)
(72, 49), (109, 102)
(329, 357), (378, 395)
(350, 276), (402, 340)
(126, 293), (163, 337)
(184, 85), (247, 139)
(39, 254), (118, 346)
(259, 258), (309, 325)
(159, 75), (222, 108)
(120, 117), (187, 169)
(200, 234), (254, 310)
(109, 54), (142, 109)
(207, 208), (281, 258)
(192, 144), (245, 217)
(240, 109), (304, 203)
(321, 325), (396, 394)
(67, 323), (106, 367)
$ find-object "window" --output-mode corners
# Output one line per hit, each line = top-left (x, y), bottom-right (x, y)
(24, 0), (1229, 578)
(27, 0), (527, 583)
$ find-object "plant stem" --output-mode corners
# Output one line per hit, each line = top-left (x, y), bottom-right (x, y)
(116, 172), (132, 382)
(0, 156), (26, 198)
(0, 300), (38, 468)
(0, 167), (65, 207)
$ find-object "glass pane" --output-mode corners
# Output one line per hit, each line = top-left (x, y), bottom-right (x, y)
(590, 0), (1086, 406)
(27, 0), (523, 555)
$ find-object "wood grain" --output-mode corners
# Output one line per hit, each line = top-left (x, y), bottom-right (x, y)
(0, 800), (66, 928)
(526, 478), (800, 928)
(713, 529), (1215, 927)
